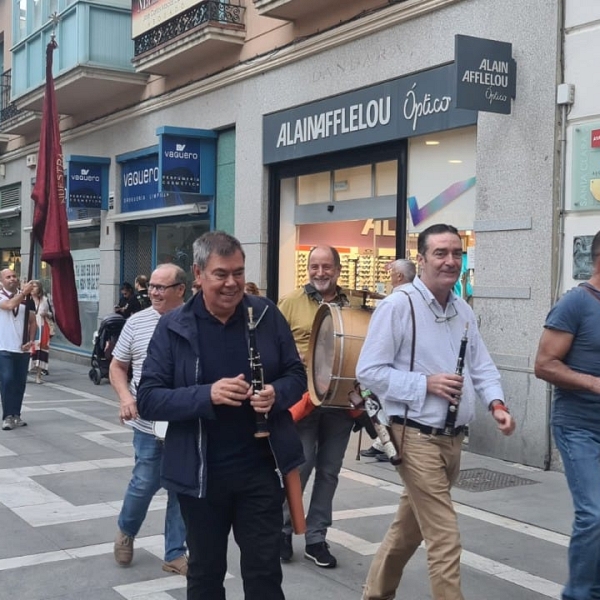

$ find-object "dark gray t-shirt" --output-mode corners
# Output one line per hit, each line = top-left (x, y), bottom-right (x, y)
(545, 284), (600, 428)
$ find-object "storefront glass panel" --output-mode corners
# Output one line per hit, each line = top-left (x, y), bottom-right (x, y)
(40, 229), (100, 354)
(1, 249), (21, 276)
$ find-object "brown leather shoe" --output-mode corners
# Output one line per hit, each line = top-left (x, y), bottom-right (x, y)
(162, 554), (188, 576)
(114, 531), (134, 566)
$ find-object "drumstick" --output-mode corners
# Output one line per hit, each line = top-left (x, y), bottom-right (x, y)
(356, 427), (362, 460)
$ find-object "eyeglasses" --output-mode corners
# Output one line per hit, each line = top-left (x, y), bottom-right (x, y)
(414, 285), (458, 323)
(148, 283), (182, 294)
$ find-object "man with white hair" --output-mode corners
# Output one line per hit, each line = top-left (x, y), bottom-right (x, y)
(360, 259), (416, 461)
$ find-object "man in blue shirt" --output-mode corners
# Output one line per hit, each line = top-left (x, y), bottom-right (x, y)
(535, 229), (600, 600)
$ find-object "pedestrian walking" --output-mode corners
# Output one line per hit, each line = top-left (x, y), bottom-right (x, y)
(534, 229), (600, 600)
(137, 231), (306, 600)
(356, 224), (515, 600)
(110, 263), (188, 575)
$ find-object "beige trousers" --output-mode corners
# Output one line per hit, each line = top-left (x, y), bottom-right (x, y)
(363, 425), (465, 600)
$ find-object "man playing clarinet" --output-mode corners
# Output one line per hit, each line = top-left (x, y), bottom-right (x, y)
(137, 231), (306, 600)
(356, 223), (515, 600)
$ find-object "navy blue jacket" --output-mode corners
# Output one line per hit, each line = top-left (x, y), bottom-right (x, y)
(137, 293), (306, 498)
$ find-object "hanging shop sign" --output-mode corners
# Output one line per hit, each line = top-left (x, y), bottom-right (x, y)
(454, 34), (516, 115)
(66, 156), (110, 210)
(263, 63), (477, 164)
(156, 126), (217, 197)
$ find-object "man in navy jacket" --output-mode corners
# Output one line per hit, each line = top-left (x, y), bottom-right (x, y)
(137, 231), (305, 600)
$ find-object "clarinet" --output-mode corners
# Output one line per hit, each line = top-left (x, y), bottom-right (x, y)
(248, 307), (270, 439)
(442, 323), (469, 436)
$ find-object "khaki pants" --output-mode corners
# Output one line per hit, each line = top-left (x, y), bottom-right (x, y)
(363, 425), (465, 600)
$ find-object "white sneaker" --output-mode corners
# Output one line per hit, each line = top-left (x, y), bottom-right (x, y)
(2, 417), (15, 431)
(12, 416), (27, 428)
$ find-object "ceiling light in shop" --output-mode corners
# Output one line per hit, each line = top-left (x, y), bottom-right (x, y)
(425, 140), (440, 146)
(448, 159), (463, 164)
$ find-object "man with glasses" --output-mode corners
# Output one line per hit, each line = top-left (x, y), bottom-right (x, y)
(357, 223), (515, 600)
(534, 230), (600, 600)
(277, 245), (353, 569)
(137, 231), (305, 600)
(110, 263), (188, 575)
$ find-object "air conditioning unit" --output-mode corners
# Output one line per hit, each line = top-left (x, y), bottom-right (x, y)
(26, 154), (37, 168)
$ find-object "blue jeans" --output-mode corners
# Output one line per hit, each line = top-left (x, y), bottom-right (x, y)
(118, 428), (187, 562)
(0, 351), (30, 420)
(553, 424), (600, 600)
(282, 407), (354, 544)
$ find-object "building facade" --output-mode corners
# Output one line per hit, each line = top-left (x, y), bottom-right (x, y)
(2, 0), (596, 470)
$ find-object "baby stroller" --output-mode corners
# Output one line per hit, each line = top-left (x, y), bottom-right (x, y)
(88, 313), (127, 385)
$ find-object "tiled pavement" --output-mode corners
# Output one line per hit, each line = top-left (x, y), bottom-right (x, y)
(0, 359), (574, 600)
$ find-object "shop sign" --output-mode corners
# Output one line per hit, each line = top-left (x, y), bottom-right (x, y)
(132, 0), (198, 38)
(455, 34), (516, 115)
(572, 124), (600, 211)
(263, 63), (477, 164)
(119, 152), (161, 213)
(156, 126), (217, 197)
(66, 156), (110, 210)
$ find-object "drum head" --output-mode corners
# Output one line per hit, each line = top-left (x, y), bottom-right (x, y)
(312, 308), (335, 399)
(307, 304), (371, 407)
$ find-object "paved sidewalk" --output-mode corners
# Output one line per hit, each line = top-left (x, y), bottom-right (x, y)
(0, 357), (574, 600)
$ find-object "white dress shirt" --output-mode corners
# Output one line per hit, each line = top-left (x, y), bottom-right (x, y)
(356, 277), (504, 428)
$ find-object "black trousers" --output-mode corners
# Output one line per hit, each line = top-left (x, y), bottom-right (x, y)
(178, 464), (286, 600)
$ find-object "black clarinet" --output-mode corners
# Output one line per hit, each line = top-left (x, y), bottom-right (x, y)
(442, 323), (469, 436)
(248, 307), (270, 439)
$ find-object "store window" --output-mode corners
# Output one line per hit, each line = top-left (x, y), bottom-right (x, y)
(39, 229), (100, 354)
(0, 249), (21, 275)
(121, 219), (210, 299)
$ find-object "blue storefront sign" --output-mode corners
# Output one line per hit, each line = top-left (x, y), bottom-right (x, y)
(117, 128), (217, 213)
(118, 151), (161, 213)
(263, 63), (478, 164)
(66, 156), (110, 210)
(160, 134), (202, 193)
(157, 126), (217, 197)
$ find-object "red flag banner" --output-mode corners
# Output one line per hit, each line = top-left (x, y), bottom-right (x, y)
(31, 41), (82, 346)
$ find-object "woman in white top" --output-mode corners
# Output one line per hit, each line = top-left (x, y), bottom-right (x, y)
(29, 281), (52, 384)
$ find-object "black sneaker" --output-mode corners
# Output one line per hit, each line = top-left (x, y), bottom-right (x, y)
(304, 541), (337, 568)
(280, 532), (293, 563)
(360, 446), (385, 458)
(375, 452), (390, 462)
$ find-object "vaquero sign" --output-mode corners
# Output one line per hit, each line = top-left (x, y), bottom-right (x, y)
(263, 63), (477, 164)
(66, 156), (110, 210)
(455, 34), (516, 115)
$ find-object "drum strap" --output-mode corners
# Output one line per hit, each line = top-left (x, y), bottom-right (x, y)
(395, 290), (417, 463)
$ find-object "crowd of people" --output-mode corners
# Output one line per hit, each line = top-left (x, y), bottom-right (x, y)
(1, 226), (598, 600)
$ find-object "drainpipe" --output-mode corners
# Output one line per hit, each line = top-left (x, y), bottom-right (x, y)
(545, 85), (573, 470)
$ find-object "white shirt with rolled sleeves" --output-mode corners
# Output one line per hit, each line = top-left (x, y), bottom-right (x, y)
(356, 277), (504, 428)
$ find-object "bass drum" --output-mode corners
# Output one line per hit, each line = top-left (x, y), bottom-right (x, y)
(307, 304), (372, 407)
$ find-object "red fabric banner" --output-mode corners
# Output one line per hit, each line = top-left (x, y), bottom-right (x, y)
(31, 41), (82, 346)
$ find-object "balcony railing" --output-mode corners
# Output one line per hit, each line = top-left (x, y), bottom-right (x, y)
(134, 1), (245, 56)
(0, 71), (22, 125)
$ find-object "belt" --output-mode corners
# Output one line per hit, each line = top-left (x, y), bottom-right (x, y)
(391, 416), (465, 437)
